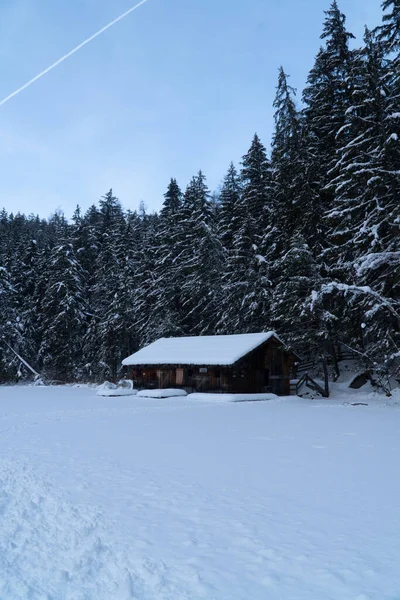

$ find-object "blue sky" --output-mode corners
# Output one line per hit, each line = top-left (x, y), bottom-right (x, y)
(0, 0), (383, 218)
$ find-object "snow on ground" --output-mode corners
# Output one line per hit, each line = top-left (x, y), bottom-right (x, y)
(137, 388), (188, 398)
(187, 392), (278, 402)
(0, 385), (399, 600)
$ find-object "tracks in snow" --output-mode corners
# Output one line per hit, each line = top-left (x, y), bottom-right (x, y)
(0, 457), (199, 600)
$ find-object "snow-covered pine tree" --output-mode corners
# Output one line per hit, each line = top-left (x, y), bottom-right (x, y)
(150, 179), (185, 339)
(376, 0), (400, 249)
(218, 163), (242, 255)
(218, 136), (272, 333)
(321, 16), (399, 375)
(270, 67), (302, 253)
(127, 205), (160, 347)
(216, 163), (244, 333)
(308, 281), (400, 388)
(326, 28), (387, 277)
(160, 178), (182, 221)
(38, 243), (88, 381)
(0, 265), (19, 381)
(241, 134), (273, 242)
(379, 0), (400, 54)
(82, 190), (127, 380)
(271, 234), (322, 358)
(10, 238), (42, 375)
(301, 1), (355, 252)
(47, 209), (70, 243)
(100, 212), (143, 377)
(177, 171), (222, 334)
(71, 204), (99, 273)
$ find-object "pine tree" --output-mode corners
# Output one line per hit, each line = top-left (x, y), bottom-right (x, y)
(376, 0), (400, 249)
(379, 0), (400, 52)
(128, 207), (160, 346)
(271, 67), (302, 250)
(218, 163), (242, 255)
(326, 29), (387, 273)
(321, 18), (399, 374)
(0, 266), (18, 381)
(85, 190), (128, 380)
(301, 1), (355, 251)
(38, 244), (88, 381)
(177, 172), (222, 334)
(11, 238), (42, 373)
(271, 234), (322, 358)
(241, 134), (273, 241)
(217, 137), (273, 333)
(160, 178), (182, 221)
(151, 179), (184, 338)
(272, 68), (300, 167)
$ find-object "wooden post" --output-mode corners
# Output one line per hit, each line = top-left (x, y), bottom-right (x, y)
(330, 340), (340, 381)
(322, 358), (330, 398)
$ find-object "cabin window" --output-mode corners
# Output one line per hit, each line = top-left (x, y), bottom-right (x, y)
(199, 367), (208, 373)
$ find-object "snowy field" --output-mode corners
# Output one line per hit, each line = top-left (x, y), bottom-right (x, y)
(0, 386), (399, 600)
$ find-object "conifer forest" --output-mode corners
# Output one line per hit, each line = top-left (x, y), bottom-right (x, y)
(0, 1), (399, 384)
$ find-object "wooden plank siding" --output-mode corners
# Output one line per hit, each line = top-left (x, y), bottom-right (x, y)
(128, 338), (297, 396)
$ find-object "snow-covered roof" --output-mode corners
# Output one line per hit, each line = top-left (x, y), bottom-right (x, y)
(122, 332), (283, 367)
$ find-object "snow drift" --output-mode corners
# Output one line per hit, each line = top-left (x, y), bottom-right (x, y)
(137, 388), (188, 398)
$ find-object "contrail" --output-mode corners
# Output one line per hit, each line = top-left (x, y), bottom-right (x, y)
(0, 0), (150, 107)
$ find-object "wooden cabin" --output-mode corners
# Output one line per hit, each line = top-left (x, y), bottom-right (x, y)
(122, 332), (298, 396)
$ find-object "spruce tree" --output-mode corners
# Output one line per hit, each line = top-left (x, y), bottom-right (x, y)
(83, 190), (127, 380)
(218, 163), (242, 255)
(217, 136), (272, 333)
(151, 179), (184, 339)
(38, 244), (88, 381)
(376, 0), (400, 250)
(176, 172), (222, 334)
(271, 234), (322, 358)
(241, 134), (273, 241)
(271, 67), (302, 251)
(326, 28), (387, 277)
(301, 1), (355, 251)
(0, 266), (18, 381)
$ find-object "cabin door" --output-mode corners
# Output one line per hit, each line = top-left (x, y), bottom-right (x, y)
(176, 368), (184, 386)
(270, 377), (285, 395)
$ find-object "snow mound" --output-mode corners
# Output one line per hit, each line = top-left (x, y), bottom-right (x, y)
(97, 388), (138, 397)
(97, 381), (137, 397)
(98, 381), (117, 390)
(187, 392), (279, 402)
(137, 388), (188, 398)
